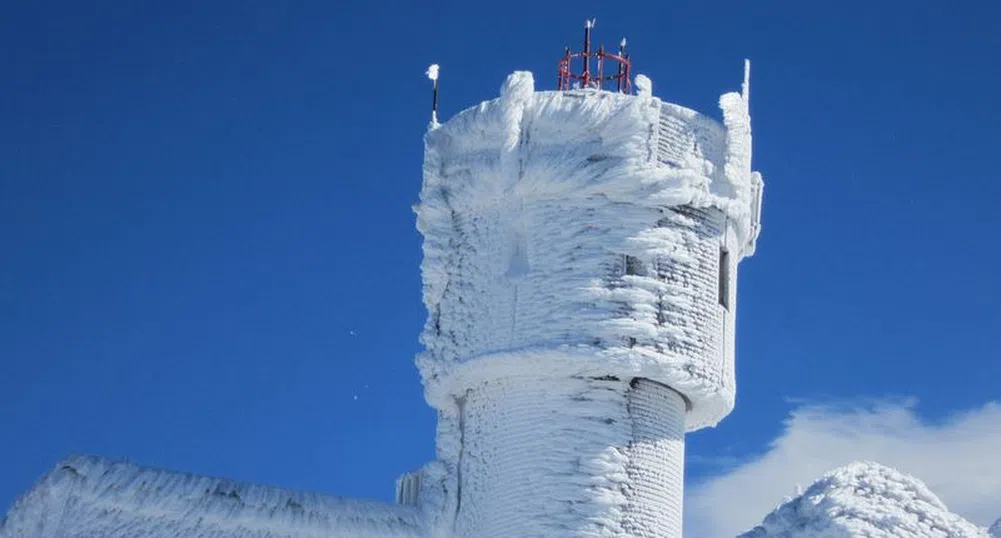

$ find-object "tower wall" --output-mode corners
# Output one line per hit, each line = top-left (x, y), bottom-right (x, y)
(449, 374), (685, 538)
(416, 70), (763, 538)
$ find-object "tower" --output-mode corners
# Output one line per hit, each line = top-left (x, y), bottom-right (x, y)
(412, 28), (763, 538)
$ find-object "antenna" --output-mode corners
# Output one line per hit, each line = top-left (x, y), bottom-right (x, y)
(557, 20), (631, 93)
(617, 37), (627, 92)
(582, 19), (594, 87)
(742, 59), (751, 103)
(426, 64), (440, 125)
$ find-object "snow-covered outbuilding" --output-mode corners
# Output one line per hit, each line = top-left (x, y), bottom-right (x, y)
(1, 41), (991, 538)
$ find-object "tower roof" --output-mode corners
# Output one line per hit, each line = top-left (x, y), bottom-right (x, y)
(0, 455), (422, 538)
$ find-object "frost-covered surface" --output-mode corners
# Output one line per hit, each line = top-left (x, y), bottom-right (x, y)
(738, 462), (990, 538)
(989, 518), (1001, 538)
(411, 69), (763, 538)
(416, 71), (763, 431)
(436, 375), (685, 538)
(0, 455), (422, 538)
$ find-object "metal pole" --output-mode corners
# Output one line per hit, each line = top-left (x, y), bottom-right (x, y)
(559, 47), (570, 90)
(432, 79), (439, 122)
(617, 39), (625, 92)
(583, 20), (592, 88)
(597, 45), (604, 90)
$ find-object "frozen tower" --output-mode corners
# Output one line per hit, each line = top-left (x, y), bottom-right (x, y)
(413, 27), (764, 538)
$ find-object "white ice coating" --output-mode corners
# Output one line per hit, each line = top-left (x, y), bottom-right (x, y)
(416, 70), (764, 431)
(410, 69), (764, 538)
(438, 376), (687, 538)
(0, 455), (422, 538)
(738, 462), (991, 538)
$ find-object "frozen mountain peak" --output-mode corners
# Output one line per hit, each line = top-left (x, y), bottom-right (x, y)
(989, 518), (1001, 538)
(500, 70), (534, 101)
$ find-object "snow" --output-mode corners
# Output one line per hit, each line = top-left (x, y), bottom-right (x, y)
(990, 518), (1001, 538)
(409, 68), (764, 537)
(433, 375), (687, 538)
(634, 74), (652, 97)
(0, 455), (423, 538)
(415, 70), (763, 432)
(737, 461), (990, 538)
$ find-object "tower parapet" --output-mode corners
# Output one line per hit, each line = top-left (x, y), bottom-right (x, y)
(418, 70), (761, 429)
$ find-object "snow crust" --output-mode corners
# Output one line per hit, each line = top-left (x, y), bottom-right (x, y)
(416, 70), (763, 431)
(427, 375), (687, 538)
(0, 455), (422, 538)
(989, 518), (1001, 538)
(737, 462), (990, 538)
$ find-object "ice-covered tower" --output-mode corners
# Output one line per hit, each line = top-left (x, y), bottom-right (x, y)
(413, 31), (763, 538)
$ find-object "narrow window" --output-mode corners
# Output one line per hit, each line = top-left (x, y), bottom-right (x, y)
(624, 255), (646, 276)
(719, 248), (730, 309)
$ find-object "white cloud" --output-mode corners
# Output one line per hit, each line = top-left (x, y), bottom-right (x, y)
(685, 399), (1001, 538)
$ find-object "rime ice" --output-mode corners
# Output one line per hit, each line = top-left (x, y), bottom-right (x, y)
(739, 462), (991, 538)
(412, 66), (761, 538)
(415, 69), (764, 427)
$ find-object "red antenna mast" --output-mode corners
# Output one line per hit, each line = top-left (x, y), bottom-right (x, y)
(558, 19), (631, 93)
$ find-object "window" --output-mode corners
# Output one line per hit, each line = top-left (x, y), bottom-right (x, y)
(624, 255), (646, 277)
(719, 248), (730, 309)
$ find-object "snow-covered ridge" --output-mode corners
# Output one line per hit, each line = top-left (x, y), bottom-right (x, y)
(416, 71), (763, 430)
(0, 455), (422, 538)
(738, 461), (990, 538)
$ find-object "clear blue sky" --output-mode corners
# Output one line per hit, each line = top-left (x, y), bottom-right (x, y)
(2, 0), (999, 513)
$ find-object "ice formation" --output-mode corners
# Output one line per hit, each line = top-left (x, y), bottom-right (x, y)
(738, 462), (990, 538)
(0, 455), (422, 538)
(416, 70), (762, 429)
(411, 67), (762, 537)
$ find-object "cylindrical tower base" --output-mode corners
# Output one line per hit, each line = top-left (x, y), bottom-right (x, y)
(451, 375), (686, 538)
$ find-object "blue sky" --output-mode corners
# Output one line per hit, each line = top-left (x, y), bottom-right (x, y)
(2, 0), (999, 527)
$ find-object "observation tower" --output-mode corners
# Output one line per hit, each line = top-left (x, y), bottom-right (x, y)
(412, 21), (765, 538)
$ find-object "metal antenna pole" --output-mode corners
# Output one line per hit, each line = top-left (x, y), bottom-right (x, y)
(426, 64), (440, 124)
(432, 78), (439, 122)
(559, 46), (570, 90)
(617, 38), (626, 92)
(583, 19), (593, 88)
(597, 44), (605, 90)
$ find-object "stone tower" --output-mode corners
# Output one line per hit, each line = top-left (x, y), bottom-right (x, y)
(411, 53), (763, 538)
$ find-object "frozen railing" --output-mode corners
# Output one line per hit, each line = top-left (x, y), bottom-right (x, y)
(395, 471), (421, 506)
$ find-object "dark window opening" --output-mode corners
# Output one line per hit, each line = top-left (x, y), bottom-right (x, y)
(719, 248), (730, 309)
(624, 255), (646, 277)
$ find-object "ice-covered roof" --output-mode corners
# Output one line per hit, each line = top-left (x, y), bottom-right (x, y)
(0, 455), (422, 538)
(737, 461), (990, 538)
